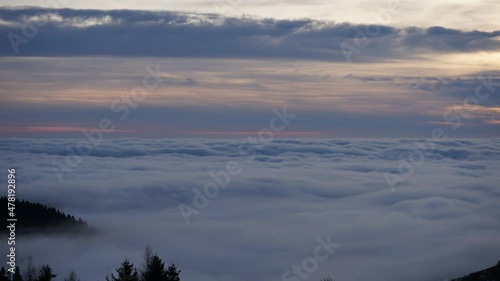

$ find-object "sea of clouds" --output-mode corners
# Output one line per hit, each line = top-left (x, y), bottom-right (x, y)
(0, 138), (499, 281)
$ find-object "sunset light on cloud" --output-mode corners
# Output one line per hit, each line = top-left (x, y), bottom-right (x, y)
(0, 1), (500, 281)
(0, 2), (499, 137)
(0, 53), (498, 137)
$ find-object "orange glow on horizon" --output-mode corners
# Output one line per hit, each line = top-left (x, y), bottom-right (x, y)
(0, 126), (142, 134)
(183, 131), (324, 136)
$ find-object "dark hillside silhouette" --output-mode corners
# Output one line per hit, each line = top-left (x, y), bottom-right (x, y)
(451, 261), (500, 281)
(0, 197), (97, 236)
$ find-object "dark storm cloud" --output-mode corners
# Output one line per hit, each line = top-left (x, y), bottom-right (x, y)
(0, 7), (499, 60)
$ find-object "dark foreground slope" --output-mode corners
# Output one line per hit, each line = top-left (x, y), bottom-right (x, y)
(0, 196), (97, 236)
(451, 261), (500, 281)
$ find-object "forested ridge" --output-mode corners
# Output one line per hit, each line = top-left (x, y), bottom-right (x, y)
(0, 197), (96, 236)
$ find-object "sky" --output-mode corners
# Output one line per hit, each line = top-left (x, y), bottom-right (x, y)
(0, 2), (500, 281)
(0, 0), (499, 137)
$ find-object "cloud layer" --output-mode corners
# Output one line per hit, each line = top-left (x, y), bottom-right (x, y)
(1, 0), (500, 32)
(1, 8), (499, 61)
(1, 138), (499, 281)
(0, 55), (498, 138)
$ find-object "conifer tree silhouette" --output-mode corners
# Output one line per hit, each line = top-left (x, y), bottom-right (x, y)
(165, 264), (181, 281)
(12, 266), (23, 281)
(37, 265), (56, 281)
(106, 259), (139, 281)
(143, 255), (167, 281)
(0, 267), (10, 281)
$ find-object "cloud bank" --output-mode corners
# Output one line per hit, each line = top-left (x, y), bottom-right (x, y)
(0, 138), (499, 281)
(1, 8), (499, 61)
